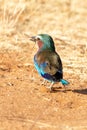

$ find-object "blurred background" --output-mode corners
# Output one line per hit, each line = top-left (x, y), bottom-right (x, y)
(0, 0), (87, 80)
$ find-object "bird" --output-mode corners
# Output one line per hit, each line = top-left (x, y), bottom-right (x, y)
(30, 34), (69, 91)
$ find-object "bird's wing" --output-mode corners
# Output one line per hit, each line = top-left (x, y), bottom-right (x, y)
(36, 50), (63, 75)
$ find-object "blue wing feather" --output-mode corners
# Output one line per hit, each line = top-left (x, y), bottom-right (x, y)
(41, 71), (62, 82)
(34, 55), (69, 85)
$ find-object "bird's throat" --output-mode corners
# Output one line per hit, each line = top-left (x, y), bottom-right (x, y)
(37, 41), (43, 49)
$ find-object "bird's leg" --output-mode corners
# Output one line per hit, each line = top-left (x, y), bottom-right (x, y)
(46, 82), (54, 91)
(41, 79), (47, 85)
(63, 85), (67, 92)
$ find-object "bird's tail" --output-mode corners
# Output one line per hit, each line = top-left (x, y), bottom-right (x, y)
(60, 79), (69, 86)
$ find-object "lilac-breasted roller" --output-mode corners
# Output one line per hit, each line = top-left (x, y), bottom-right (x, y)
(30, 34), (69, 91)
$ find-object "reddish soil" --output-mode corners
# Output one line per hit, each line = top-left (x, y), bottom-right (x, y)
(0, 41), (87, 130)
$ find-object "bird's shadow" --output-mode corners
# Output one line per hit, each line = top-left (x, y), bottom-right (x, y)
(51, 86), (71, 93)
(72, 88), (87, 95)
(52, 87), (87, 95)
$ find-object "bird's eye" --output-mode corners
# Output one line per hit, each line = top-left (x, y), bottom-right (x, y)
(37, 38), (40, 41)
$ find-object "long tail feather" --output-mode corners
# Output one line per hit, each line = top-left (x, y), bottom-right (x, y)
(60, 79), (69, 85)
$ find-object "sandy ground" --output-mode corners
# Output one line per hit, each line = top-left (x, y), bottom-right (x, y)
(0, 0), (87, 130)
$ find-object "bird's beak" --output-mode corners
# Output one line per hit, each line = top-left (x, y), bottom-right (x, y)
(30, 36), (36, 42)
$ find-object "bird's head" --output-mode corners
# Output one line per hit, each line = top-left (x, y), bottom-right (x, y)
(30, 34), (55, 51)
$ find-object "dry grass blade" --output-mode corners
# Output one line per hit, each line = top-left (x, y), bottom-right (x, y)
(0, 0), (26, 35)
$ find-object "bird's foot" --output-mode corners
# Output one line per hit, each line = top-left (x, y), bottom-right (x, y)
(41, 79), (47, 86)
(46, 82), (54, 92)
(46, 87), (53, 92)
(40, 81), (54, 92)
(62, 84), (69, 92)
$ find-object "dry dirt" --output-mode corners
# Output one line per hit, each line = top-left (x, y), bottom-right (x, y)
(0, 0), (87, 130)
